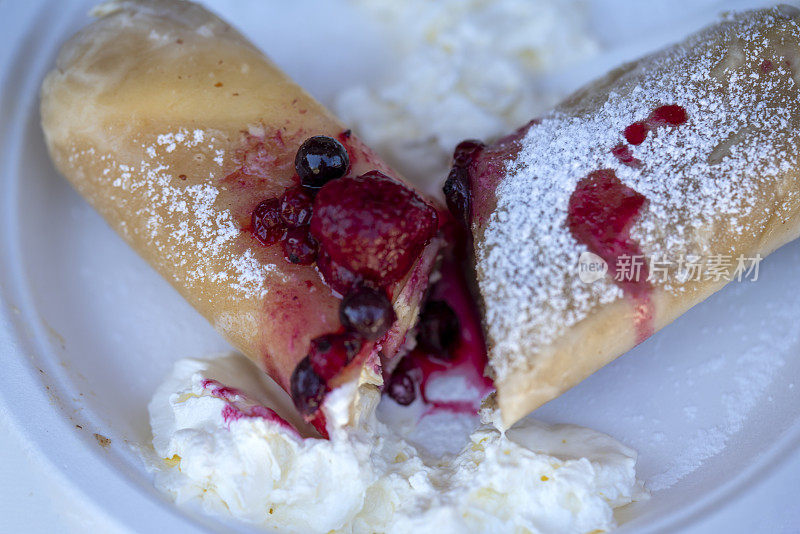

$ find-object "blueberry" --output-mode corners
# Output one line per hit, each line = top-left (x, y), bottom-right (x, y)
(339, 284), (396, 341)
(452, 139), (484, 166)
(443, 166), (471, 228)
(290, 356), (328, 415)
(295, 136), (349, 190)
(387, 368), (416, 406)
(443, 139), (483, 227)
(416, 300), (460, 357)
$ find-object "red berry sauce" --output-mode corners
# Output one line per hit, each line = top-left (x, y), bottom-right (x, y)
(648, 104), (688, 127)
(611, 144), (643, 168)
(568, 104), (688, 341)
(386, 220), (493, 415)
(307, 332), (363, 381)
(200, 379), (298, 435)
(232, 131), (439, 427)
(621, 104), (688, 147)
(567, 170), (648, 293)
(567, 169), (653, 340)
(624, 121), (649, 145)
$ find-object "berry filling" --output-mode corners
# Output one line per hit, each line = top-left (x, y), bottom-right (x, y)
(251, 198), (284, 246)
(648, 104), (688, 126)
(611, 144), (643, 168)
(295, 135), (350, 190)
(624, 121), (649, 145)
(568, 169), (654, 341)
(568, 105), (688, 341)
(415, 300), (460, 358)
(248, 136), (437, 292)
(445, 129), (528, 228)
(290, 356), (329, 416)
(621, 104), (688, 146)
(567, 169), (649, 294)
(310, 170), (438, 286)
(280, 186), (314, 227)
(282, 226), (318, 265)
(239, 131), (290, 176)
(316, 249), (362, 295)
(385, 220), (493, 413)
(571, 104), (690, 294)
(443, 140), (484, 228)
(452, 139), (485, 166)
(307, 332), (363, 381)
(387, 363), (417, 406)
(339, 284), (397, 341)
(243, 132), (444, 423)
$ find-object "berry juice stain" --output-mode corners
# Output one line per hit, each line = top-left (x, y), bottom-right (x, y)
(568, 169), (653, 341)
(569, 104), (688, 340)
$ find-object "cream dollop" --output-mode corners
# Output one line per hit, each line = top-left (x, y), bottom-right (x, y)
(148, 354), (645, 533)
(334, 0), (599, 191)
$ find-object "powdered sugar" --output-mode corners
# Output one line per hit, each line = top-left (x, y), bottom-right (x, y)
(96, 126), (280, 301)
(478, 7), (800, 380)
(648, 340), (787, 490)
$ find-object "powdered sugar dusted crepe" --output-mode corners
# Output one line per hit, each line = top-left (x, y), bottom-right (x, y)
(450, 5), (800, 427)
(40, 0), (441, 430)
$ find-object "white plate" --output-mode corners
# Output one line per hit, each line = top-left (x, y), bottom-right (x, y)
(0, 0), (799, 532)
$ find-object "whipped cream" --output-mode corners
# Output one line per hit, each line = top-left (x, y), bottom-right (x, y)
(149, 354), (645, 533)
(334, 0), (599, 191)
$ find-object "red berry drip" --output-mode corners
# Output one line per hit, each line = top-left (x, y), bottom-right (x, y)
(567, 169), (649, 296)
(387, 366), (417, 406)
(290, 356), (328, 416)
(307, 332), (363, 381)
(310, 171), (438, 286)
(416, 300), (460, 358)
(615, 104), (687, 169)
(648, 104), (688, 127)
(340, 284), (397, 341)
(382, 249), (494, 413)
(611, 144), (643, 168)
(280, 187), (314, 227)
(592, 106), (685, 341)
(760, 59), (775, 73)
(282, 226), (318, 265)
(316, 250), (362, 294)
(251, 199), (285, 246)
(623, 121), (649, 145)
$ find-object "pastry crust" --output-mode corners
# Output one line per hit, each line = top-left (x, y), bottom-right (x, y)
(470, 6), (800, 427)
(40, 0), (438, 403)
